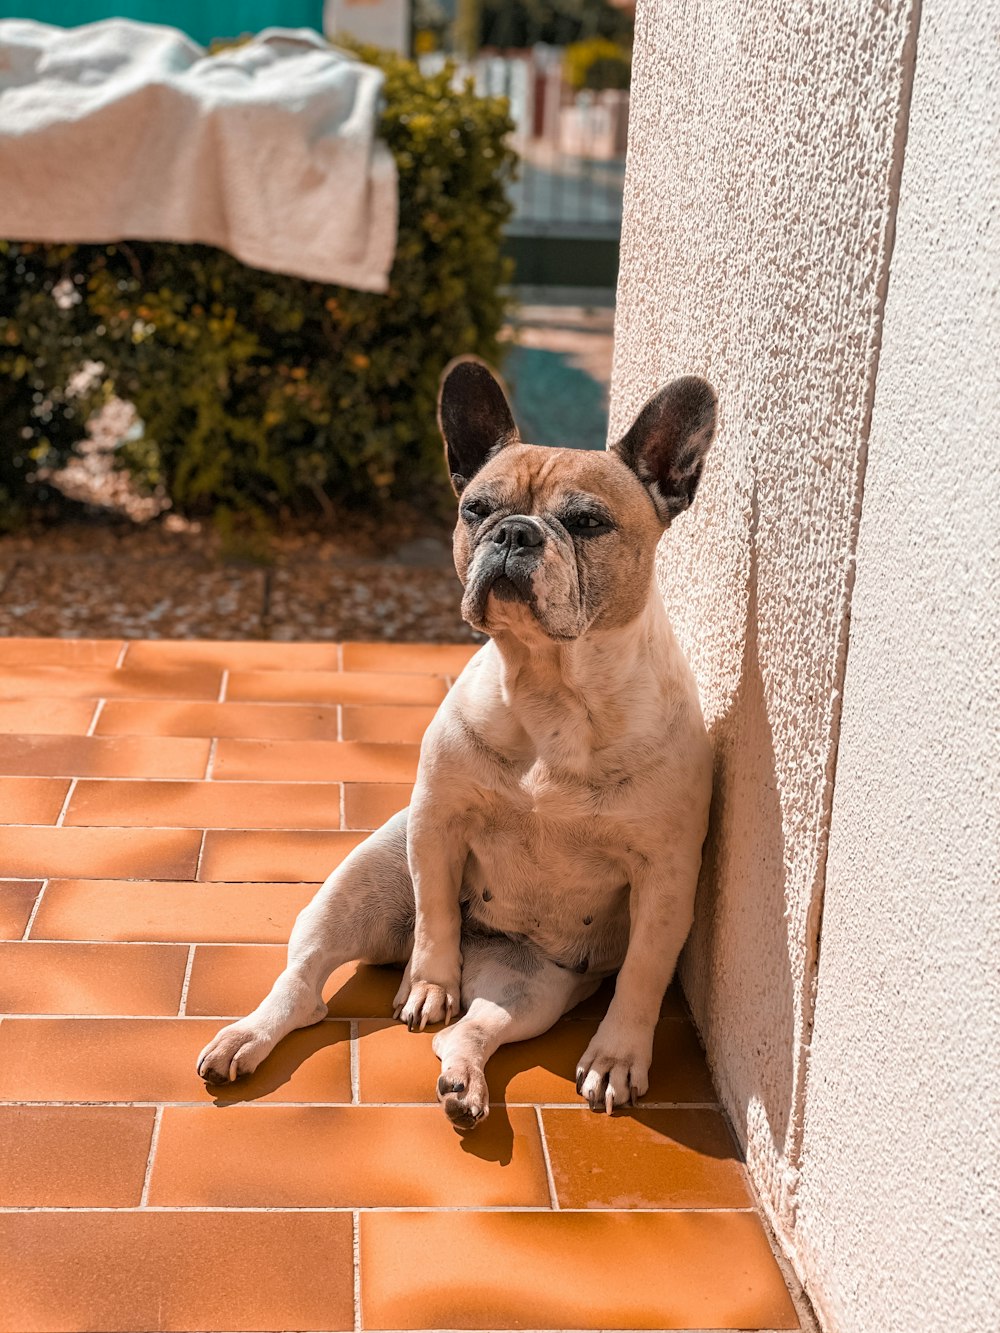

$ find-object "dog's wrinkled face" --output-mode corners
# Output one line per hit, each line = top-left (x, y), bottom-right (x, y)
(453, 445), (661, 641)
(438, 358), (717, 643)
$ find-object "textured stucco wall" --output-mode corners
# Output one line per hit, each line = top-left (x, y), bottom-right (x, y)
(612, 0), (999, 1325)
(793, 2), (999, 1329)
(609, 0), (917, 1239)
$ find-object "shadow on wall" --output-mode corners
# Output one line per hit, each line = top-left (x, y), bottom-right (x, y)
(681, 500), (798, 1209)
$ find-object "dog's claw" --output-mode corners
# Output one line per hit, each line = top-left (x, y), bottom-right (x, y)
(396, 979), (457, 1032)
(587, 1077), (606, 1112)
(576, 1027), (652, 1114)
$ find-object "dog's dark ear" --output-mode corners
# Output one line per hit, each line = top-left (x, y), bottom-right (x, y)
(611, 377), (717, 524)
(439, 356), (519, 496)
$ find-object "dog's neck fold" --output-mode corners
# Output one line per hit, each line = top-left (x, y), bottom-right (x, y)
(486, 590), (686, 756)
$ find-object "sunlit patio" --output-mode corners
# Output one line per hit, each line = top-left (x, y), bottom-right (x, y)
(0, 635), (805, 1331)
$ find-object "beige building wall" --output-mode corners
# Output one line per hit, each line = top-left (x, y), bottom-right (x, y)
(794, 1), (999, 1329)
(610, 0), (917, 1235)
(609, 0), (997, 1327)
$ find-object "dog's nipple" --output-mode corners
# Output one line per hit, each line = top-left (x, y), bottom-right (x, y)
(583, 915), (593, 926)
(482, 888), (493, 902)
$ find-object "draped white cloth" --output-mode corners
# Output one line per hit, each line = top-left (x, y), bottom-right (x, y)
(0, 19), (398, 290)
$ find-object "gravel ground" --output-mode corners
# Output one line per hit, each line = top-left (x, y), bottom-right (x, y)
(0, 306), (612, 643)
(0, 518), (475, 643)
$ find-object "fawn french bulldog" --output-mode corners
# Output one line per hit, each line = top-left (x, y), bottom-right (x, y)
(198, 357), (716, 1126)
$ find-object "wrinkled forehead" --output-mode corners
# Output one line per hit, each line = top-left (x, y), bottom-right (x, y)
(466, 443), (643, 512)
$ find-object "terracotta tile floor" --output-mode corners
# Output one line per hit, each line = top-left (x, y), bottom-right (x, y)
(0, 637), (803, 1332)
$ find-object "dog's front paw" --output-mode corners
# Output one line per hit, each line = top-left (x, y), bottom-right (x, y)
(394, 978), (459, 1031)
(576, 1022), (652, 1114)
(196, 1022), (272, 1085)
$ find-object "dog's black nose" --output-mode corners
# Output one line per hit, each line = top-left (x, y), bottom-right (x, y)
(492, 517), (544, 550)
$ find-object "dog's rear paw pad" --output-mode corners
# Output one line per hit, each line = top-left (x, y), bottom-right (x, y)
(436, 1059), (488, 1128)
(196, 1024), (270, 1085)
(443, 1093), (488, 1128)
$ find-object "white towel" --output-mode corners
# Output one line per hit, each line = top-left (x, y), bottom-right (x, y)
(0, 18), (398, 291)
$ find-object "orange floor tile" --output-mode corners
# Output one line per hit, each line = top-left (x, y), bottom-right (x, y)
(0, 637), (800, 1332)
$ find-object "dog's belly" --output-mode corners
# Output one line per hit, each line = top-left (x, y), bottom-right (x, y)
(460, 813), (631, 974)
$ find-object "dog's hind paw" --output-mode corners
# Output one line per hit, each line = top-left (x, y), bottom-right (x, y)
(435, 1063), (489, 1129)
(196, 1022), (272, 1085)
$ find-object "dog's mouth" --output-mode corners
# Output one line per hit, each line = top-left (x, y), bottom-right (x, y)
(488, 574), (527, 604)
(466, 562), (536, 623)
(460, 540), (581, 642)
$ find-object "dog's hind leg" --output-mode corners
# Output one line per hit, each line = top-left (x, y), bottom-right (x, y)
(431, 931), (601, 1127)
(197, 809), (415, 1085)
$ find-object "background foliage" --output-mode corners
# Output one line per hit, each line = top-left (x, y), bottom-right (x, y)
(478, 0), (632, 50)
(0, 45), (516, 526)
(563, 37), (632, 92)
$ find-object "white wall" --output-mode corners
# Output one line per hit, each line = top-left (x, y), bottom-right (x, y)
(794, 2), (999, 1329)
(609, 0), (916, 1235)
(610, 0), (998, 1326)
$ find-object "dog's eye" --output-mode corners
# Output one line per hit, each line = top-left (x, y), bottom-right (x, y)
(461, 499), (492, 521)
(564, 512), (611, 535)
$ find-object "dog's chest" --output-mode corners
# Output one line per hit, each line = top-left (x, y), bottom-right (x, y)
(460, 770), (633, 971)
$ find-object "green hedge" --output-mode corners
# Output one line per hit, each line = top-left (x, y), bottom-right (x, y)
(0, 45), (516, 526)
(563, 38), (632, 93)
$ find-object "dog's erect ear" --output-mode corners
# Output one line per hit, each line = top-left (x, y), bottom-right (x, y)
(438, 356), (520, 496)
(611, 376), (717, 524)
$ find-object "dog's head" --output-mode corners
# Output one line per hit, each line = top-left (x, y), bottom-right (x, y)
(438, 357), (717, 643)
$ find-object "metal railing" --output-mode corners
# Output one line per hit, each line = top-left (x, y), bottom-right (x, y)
(420, 47), (628, 287)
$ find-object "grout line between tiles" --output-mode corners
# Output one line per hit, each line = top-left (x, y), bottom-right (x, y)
(0, 820), (360, 834)
(17, 940), (310, 950)
(114, 642), (129, 669)
(217, 669), (229, 703)
(177, 945), (197, 1016)
(352, 1209), (362, 1332)
(53, 779), (78, 828)
(138, 1106), (164, 1207)
(0, 1205), (757, 1214)
(0, 1098), (721, 1110)
(336, 643), (344, 671)
(337, 703), (344, 742)
(193, 829), (207, 880)
(85, 699), (106, 737)
(350, 1021), (360, 1104)
(19, 880), (48, 941)
(340, 781), (347, 831)
(204, 737), (219, 780)
(0, 775), (415, 786)
(535, 1105), (560, 1210)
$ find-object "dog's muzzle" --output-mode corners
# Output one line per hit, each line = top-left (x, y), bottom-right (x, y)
(463, 514), (547, 625)
(486, 516), (545, 603)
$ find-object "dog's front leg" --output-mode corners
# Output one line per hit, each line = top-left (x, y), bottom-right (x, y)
(395, 796), (466, 1031)
(576, 862), (696, 1113)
